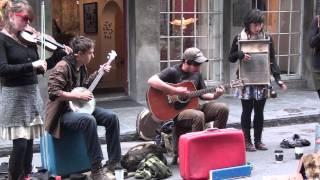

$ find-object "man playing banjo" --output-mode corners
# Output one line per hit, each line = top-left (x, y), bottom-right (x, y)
(45, 36), (123, 180)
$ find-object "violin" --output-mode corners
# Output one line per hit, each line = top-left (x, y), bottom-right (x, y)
(19, 28), (65, 52)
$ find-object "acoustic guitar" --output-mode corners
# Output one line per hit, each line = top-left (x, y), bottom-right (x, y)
(146, 80), (244, 121)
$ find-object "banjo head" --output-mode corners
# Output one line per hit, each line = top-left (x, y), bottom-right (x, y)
(69, 87), (96, 114)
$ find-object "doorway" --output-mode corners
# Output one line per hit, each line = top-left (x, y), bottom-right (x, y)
(51, 0), (128, 95)
(98, 0), (127, 94)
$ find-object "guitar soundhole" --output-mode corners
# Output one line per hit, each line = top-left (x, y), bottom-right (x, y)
(179, 95), (188, 101)
(174, 102), (187, 110)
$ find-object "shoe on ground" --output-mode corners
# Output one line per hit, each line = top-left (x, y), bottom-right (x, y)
(105, 161), (128, 177)
(295, 139), (311, 147)
(246, 142), (256, 152)
(91, 167), (115, 180)
(280, 139), (295, 148)
(255, 142), (268, 150)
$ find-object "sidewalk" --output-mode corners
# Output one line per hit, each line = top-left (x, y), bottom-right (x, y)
(0, 123), (317, 179)
(0, 89), (319, 155)
(113, 88), (320, 135)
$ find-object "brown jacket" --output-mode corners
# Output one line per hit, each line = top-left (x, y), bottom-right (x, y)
(45, 55), (98, 138)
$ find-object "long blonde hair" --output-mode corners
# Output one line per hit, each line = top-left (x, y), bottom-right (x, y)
(0, 0), (10, 29)
(0, 0), (33, 29)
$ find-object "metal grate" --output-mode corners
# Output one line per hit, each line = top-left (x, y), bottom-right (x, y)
(160, 0), (224, 83)
(253, 0), (303, 80)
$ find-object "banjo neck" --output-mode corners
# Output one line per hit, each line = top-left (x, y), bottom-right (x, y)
(87, 69), (105, 92)
(86, 50), (117, 92)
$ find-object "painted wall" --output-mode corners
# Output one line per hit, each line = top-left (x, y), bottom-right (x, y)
(128, 0), (160, 102)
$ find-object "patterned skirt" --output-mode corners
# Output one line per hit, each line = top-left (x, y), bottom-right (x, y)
(0, 84), (44, 140)
(234, 85), (269, 100)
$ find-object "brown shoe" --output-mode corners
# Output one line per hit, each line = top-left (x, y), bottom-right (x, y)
(255, 142), (268, 150)
(105, 161), (128, 177)
(246, 142), (257, 152)
(91, 167), (115, 180)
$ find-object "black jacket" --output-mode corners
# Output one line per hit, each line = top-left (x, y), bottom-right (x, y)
(309, 16), (320, 70)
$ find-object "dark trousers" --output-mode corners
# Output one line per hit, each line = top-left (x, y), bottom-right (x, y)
(241, 99), (266, 143)
(9, 138), (33, 180)
(173, 102), (229, 154)
(60, 107), (121, 167)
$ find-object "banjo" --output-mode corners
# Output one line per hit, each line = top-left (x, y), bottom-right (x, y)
(69, 50), (117, 114)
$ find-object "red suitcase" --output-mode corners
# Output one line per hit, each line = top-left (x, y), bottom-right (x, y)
(179, 128), (246, 180)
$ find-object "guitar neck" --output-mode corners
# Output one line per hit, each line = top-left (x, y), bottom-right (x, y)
(187, 84), (231, 98)
(88, 69), (105, 92)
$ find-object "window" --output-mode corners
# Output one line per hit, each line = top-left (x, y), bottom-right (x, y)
(252, 0), (303, 79)
(160, 0), (224, 83)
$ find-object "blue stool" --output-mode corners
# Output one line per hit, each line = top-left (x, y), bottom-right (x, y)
(40, 130), (91, 177)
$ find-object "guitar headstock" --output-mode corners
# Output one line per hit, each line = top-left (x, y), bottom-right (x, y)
(106, 50), (117, 64)
(230, 79), (247, 88)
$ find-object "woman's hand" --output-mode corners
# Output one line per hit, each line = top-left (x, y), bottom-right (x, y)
(281, 84), (288, 91)
(32, 60), (47, 72)
(242, 53), (251, 62)
(278, 81), (288, 91)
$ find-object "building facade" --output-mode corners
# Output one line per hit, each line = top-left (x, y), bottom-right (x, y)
(29, 0), (315, 103)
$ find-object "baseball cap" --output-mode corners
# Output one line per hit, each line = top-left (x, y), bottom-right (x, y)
(183, 47), (208, 64)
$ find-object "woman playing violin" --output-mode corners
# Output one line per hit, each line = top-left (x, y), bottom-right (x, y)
(0, 0), (71, 179)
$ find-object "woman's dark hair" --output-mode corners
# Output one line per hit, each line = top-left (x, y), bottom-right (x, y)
(243, 9), (265, 33)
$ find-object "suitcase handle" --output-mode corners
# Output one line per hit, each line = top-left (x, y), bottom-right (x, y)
(206, 128), (219, 132)
(205, 128), (237, 132)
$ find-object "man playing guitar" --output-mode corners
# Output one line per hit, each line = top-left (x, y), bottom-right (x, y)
(148, 47), (229, 164)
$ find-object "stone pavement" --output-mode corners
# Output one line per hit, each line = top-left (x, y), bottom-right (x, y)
(0, 89), (320, 156)
(0, 123), (317, 179)
(111, 88), (320, 137)
(0, 88), (319, 179)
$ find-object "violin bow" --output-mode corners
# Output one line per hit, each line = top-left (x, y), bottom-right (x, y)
(40, 1), (46, 63)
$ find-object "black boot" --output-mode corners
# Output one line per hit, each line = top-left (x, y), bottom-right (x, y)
(254, 128), (268, 150)
(243, 128), (256, 152)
